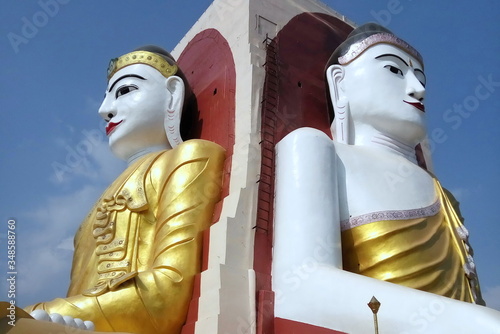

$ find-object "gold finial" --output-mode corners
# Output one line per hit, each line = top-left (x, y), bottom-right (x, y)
(368, 296), (381, 334)
(107, 50), (178, 80)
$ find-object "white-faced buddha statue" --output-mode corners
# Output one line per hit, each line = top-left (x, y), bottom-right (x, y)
(272, 23), (500, 333)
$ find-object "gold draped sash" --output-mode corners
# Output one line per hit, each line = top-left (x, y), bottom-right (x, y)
(342, 179), (477, 303)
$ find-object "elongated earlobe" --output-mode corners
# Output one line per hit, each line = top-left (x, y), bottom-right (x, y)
(164, 76), (185, 148)
(326, 64), (350, 144)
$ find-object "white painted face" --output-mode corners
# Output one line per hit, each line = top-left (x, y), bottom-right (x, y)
(98, 64), (172, 161)
(339, 43), (427, 144)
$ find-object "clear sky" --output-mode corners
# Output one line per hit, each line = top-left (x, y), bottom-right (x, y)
(1, 0), (499, 312)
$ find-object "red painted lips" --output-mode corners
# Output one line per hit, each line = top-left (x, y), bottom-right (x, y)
(106, 120), (123, 135)
(404, 101), (425, 113)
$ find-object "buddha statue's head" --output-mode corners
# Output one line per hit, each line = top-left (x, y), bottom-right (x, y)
(99, 45), (195, 162)
(326, 23), (427, 146)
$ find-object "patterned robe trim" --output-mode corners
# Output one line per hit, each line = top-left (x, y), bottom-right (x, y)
(341, 200), (441, 231)
(82, 153), (160, 297)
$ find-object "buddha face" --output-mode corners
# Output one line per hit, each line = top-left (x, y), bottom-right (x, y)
(335, 43), (427, 144)
(98, 64), (172, 161)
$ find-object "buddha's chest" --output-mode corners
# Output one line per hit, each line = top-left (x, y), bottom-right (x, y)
(72, 161), (159, 296)
(335, 147), (437, 221)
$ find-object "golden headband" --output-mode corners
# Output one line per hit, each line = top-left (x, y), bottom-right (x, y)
(107, 50), (178, 80)
(338, 33), (423, 68)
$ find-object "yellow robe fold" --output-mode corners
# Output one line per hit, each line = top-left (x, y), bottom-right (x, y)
(342, 178), (484, 304)
(25, 139), (225, 334)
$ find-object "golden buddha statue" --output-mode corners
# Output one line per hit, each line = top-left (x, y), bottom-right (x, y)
(24, 46), (225, 334)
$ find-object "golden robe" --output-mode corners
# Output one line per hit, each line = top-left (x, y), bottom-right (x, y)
(25, 139), (225, 333)
(341, 178), (484, 305)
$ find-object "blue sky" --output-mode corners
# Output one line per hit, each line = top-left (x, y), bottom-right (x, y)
(1, 0), (499, 312)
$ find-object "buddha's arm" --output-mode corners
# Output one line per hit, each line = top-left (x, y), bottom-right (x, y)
(25, 142), (225, 333)
(277, 265), (500, 333)
(273, 127), (342, 276)
(24, 232), (205, 334)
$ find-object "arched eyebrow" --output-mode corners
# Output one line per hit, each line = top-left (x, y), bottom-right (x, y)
(375, 54), (409, 67)
(108, 74), (146, 92)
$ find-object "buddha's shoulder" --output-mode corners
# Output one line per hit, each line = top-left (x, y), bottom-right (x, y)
(177, 139), (225, 156)
(153, 140), (225, 168)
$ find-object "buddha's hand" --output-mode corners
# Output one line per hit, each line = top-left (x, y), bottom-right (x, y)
(30, 310), (95, 331)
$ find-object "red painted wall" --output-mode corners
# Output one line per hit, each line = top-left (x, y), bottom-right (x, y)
(275, 318), (348, 334)
(177, 28), (236, 334)
(178, 28), (236, 213)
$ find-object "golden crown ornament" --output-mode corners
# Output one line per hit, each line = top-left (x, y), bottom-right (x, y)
(107, 50), (178, 80)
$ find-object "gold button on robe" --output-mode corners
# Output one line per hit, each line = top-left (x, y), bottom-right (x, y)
(25, 139), (225, 334)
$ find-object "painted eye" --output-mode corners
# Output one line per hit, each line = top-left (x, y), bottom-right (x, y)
(384, 65), (403, 77)
(415, 71), (427, 87)
(116, 85), (138, 98)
